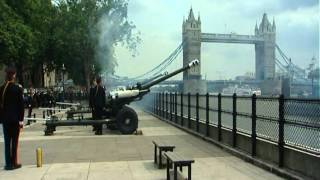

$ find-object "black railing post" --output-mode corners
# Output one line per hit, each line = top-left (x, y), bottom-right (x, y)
(162, 92), (165, 118)
(153, 93), (156, 113)
(196, 93), (199, 132)
(159, 93), (161, 116)
(218, 93), (222, 141)
(175, 92), (178, 123)
(188, 93), (191, 129)
(161, 93), (163, 117)
(169, 93), (172, 121)
(232, 93), (237, 147)
(166, 93), (168, 120)
(155, 93), (157, 114)
(251, 94), (257, 156)
(278, 94), (285, 167)
(172, 93), (174, 121)
(180, 93), (184, 126)
(171, 93), (174, 121)
(156, 93), (159, 115)
(206, 93), (210, 137)
(160, 93), (162, 116)
(160, 93), (162, 117)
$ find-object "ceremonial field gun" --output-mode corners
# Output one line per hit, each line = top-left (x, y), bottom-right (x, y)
(44, 59), (199, 135)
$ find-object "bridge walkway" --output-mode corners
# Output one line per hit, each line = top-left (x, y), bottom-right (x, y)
(0, 107), (282, 180)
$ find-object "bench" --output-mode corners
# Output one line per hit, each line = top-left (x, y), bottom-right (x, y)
(164, 152), (194, 180)
(152, 140), (175, 169)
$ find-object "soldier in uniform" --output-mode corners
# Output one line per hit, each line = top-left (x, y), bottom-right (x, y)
(89, 76), (106, 135)
(0, 66), (24, 170)
(89, 79), (97, 120)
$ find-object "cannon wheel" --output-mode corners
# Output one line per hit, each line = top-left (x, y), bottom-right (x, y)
(116, 106), (138, 134)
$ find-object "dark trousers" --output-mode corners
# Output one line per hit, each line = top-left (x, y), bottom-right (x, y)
(2, 123), (21, 167)
(94, 107), (103, 120)
(93, 107), (103, 133)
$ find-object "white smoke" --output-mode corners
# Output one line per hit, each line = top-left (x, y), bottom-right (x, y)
(93, 2), (140, 88)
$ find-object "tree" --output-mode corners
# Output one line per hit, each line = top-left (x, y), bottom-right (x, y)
(0, 0), (36, 85)
(0, 0), (140, 88)
(53, 0), (140, 87)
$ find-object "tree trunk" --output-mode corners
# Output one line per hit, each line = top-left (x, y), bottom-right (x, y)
(31, 64), (44, 88)
(83, 59), (90, 90)
(16, 63), (24, 86)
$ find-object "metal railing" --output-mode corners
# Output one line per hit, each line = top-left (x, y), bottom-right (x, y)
(142, 92), (320, 167)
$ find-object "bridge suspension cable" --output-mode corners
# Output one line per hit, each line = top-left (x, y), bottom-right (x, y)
(275, 44), (307, 80)
(109, 41), (184, 87)
(130, 41), (184, 80)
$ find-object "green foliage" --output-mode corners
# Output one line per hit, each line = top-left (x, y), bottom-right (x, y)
(0, 0), (35, 64)
(0, 0), (139, 86)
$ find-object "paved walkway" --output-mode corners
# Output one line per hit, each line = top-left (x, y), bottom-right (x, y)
(0, 108), (283, 180)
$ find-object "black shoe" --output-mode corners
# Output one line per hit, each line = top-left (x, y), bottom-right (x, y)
(4, 165), (13, 170)
(13, 164), (22, 169)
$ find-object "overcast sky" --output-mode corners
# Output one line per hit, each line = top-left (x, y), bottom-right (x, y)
(114, 0), (319, 80)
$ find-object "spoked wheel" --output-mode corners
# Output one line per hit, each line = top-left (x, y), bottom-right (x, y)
(116, 106), (138, 134)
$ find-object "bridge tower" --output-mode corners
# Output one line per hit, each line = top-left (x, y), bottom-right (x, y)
(255, 13), (276, 80)
(182, 8), (207, 93)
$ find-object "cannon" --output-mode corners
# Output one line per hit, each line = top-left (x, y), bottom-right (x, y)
(44, 59), (199, 135)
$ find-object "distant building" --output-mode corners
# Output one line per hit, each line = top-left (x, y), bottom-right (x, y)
(43, 64), (57, 88)
(44, 65), (70, 89)
(235, 72), (255, 81)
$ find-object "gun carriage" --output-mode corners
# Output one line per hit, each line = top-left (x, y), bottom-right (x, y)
(43, 60), (199, 135)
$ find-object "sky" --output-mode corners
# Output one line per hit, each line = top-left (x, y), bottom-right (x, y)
(114, 0), (319, 80)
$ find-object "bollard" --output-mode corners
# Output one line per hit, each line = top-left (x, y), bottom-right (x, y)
(36, 147), (43, 167)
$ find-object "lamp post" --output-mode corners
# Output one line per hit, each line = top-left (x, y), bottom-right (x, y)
(62, 64), (66, 102)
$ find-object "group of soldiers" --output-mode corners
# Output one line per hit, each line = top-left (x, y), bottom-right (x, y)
(24, 89), (55, 108)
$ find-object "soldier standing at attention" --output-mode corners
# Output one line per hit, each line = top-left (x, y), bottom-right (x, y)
(89, 79), (97, 120)
(89, 76), (106, 135)
(0, 66), (24, 170)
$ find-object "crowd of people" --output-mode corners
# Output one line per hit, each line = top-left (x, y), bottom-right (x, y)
(23, 88), (89, 108)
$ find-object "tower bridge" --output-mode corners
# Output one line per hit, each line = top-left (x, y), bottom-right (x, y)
(183, 8), (277, 93)
(201, 33), (264, 44)
(114, 8), (316, 97)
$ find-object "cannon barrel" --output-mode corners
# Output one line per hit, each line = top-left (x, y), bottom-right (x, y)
(108, 59), (199, 102)
(140, 59), (199, 90)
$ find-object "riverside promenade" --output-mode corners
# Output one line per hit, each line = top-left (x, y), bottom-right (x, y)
(0, 108), (282, 180)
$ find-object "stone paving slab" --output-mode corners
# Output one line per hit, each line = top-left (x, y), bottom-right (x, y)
(0, 158), (282, 180)
(0, 108), (283, 179)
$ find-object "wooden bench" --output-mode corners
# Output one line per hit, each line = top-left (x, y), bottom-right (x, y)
(152, 140), (175, 169)
(164, 152), (194, 180)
